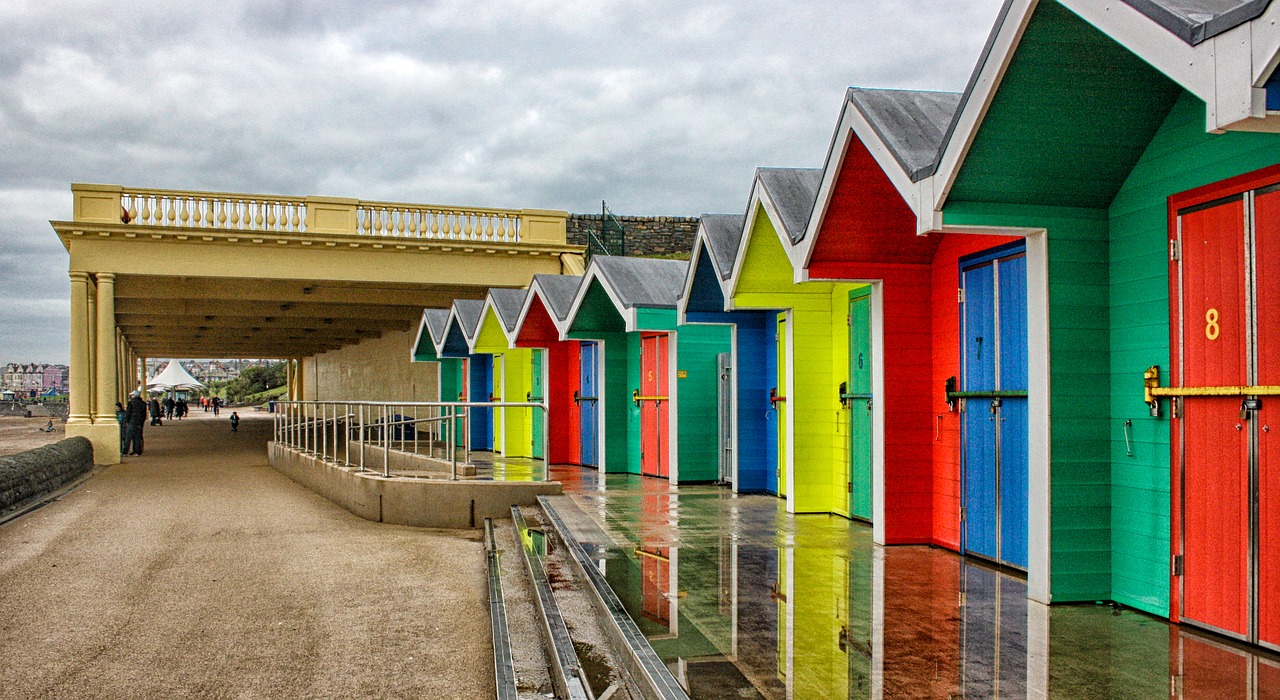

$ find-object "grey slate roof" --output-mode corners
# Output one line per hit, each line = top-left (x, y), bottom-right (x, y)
(423, 309), (451, 343)
(757, 168), (823, 244)
(699, 214), (746, 281)
(453, 299), (486, 337)
(591, 256), (688, 309)
(848, 88), (962, 181)
(1123, 0), (1271, 44)
(532, 275), (582, 321)
(488, 288), (528, 332)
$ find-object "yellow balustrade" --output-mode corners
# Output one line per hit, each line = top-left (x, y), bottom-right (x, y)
(71, 184), (568, 245)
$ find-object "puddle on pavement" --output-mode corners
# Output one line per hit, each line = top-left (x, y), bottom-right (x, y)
(547, 466), (1280, 699)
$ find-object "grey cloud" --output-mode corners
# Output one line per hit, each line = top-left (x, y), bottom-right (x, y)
(0, 0), (1004, 362)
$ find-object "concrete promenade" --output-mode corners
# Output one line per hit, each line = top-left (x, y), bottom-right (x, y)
(0, 411), (493, 699)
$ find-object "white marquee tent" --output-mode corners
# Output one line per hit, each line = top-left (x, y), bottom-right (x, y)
(147, 360), (205, 391)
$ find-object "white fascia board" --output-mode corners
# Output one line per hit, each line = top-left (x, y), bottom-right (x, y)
(928, 0), (1039, 227)
(724, 179), (768, 308)
(755, 181), (805, 284)
(797, 98), (919, 279)
(1252, 7), (1280, 86)
(511, 280), (543, 346)
(468, 296), (508, 355)
(436, 306), (464, 357)
(561, 263), (634, 338)
(677, 233), (708, 324)
(1056, 2), (1280, 130)
(411, 311), (432, 363)
(1059, 1), (1212, 97)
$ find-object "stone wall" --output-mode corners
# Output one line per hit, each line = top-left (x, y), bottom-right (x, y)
(0, 437), (93, 514)
(567, 213), (699, 257)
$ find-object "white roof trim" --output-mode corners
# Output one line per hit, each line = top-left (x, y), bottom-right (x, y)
(562, 260), (638, 337)
(795, 95), (922, 279)
(676, 225), (732, 322)
(512, 277), (572, 344)
(925, 0), (1280, 234)
(724, 175), (801, 308)
(468, 295), (516, 354)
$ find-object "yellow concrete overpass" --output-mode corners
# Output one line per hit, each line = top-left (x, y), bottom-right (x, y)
(52, 183), (585, 464)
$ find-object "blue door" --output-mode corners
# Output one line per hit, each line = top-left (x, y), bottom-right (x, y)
(470, 354), (493, 450)
(579, 342), (599, 467)
(764, 318), (779, 495)
(960, 245), (1028, 569)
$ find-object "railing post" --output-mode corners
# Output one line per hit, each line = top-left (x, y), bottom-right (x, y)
(358, 405), (365, 472)
(304, 196), (358, 234)
(542, 404), (550, 482)
(382, 403), (390, 478)
(71, 184), (124, 223)
(518, 208), (569, 244)
(450, 406), (458, 481)
(344, 403), (350, 468)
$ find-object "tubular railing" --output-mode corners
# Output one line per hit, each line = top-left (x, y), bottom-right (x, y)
(272, 400), (549, 481)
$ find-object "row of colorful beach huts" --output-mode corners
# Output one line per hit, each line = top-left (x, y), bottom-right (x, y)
(412, 0), (1280, 649)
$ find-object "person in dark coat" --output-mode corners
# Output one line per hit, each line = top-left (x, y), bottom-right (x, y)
(212, 396), (221, 416)
(164, 397), (175, 420)
(123, 391), (147, 455)
(176, 398), (187, 419)
(115, 401), (126, 450)
(149, 397), (163, 426)
(230, 412), (239, 432)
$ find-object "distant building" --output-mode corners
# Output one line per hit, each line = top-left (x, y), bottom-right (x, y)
(41, 365), (68, 392)
(1, 363), (66, 395)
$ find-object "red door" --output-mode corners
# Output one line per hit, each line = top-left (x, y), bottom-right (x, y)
(1178, 196), (1251, 639)
(1255, 187), (1280, 650)
(1175, 178), (1280, 650)
(640, 333), (671, 478)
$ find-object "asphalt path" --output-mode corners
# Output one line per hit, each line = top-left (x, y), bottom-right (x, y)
(0, 410), (493, 699)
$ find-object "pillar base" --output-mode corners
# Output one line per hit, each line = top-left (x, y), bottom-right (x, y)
(66, 422), (121, 466)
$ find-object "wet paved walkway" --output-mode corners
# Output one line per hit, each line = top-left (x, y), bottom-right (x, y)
(0, 411), (493, 699)
(546, 466), (1280, 699)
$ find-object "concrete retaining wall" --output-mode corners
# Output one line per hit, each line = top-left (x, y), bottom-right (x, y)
(0, 437), (93, 513)
(269, 443), (560, 528)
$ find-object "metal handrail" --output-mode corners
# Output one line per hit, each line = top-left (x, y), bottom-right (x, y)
(273, 399), (550, 481)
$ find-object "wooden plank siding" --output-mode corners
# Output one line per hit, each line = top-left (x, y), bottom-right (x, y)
(944, 202), (1113, 603)
(671, 323), (734, 483)
(1106, 92), (1280, 615)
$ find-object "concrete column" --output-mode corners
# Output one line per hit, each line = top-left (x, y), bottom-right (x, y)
(140, 356), (148, 399)
(67, 272), (92, 425)
(94, 273), (118, 422)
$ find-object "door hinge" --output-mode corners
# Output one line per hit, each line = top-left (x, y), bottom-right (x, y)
(1172, 554), (1184, 577)
(848, 482), (853, 493)
(959, 507), (966, 522)
(1169, 239), (1181, 261)
(957, 288), (965, 304)
(1171, 396), (1182, 419)
(846, 313), (852, 327)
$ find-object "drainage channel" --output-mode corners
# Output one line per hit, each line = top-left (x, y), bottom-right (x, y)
(512, 505), (595, 700)
(538, 496), (691, 700)
(485, 518), (519, 700)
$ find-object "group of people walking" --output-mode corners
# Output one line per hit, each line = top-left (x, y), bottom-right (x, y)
(115, 393), (234, 456)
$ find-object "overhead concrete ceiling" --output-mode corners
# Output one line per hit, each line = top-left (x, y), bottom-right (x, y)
(113, 274), (486, 359)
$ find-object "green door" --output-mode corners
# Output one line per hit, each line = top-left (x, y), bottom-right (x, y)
(848, 291), (873, 521)
(530, 349), (544, 459)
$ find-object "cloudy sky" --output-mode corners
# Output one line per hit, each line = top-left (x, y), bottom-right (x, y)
(1, 0), (1004, 363)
